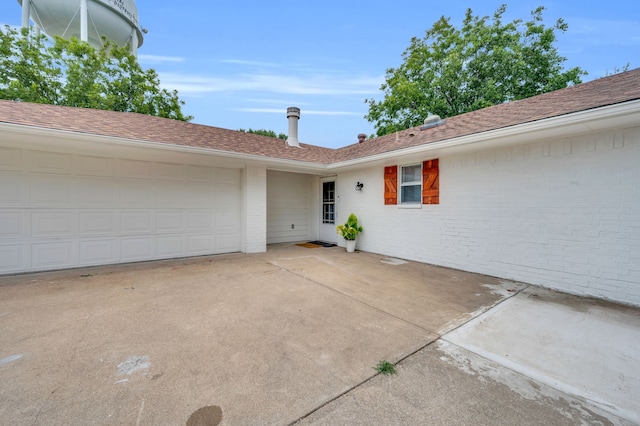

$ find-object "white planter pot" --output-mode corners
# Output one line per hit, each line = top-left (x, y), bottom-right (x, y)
(345, 239), (357, 253)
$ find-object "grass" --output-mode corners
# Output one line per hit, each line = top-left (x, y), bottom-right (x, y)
(374, 360), (397, 375)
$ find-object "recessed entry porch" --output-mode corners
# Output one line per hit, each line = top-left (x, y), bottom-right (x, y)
(266, 170), (338, 246)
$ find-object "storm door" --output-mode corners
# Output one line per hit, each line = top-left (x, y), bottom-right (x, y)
(319, 179), (337, 243)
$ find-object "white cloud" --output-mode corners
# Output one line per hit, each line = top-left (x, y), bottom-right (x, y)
(138, 54), (185, 63)
(159, 71), (383, 96)
(568, 18), (640, 46)
(221, 59), (280, 67)
(243, 98), (312, 106)
(234, 108), (361, 116)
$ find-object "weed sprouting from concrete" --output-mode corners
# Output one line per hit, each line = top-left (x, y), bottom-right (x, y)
(374, 360), (396, 375)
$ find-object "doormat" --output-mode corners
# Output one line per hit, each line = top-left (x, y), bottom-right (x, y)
(307, 241), (337, 248)
(296, 242), (322, 248)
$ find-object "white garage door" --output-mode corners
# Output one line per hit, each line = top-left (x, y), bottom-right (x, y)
(0, 148), (242, 274)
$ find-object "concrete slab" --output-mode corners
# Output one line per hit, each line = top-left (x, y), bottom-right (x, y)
(0, 245), (516, 425)
(443, 286), (640, 424)
(1, 244), (637, 425)
(297, 343), (621, 425)
(270, 253), (525, 334)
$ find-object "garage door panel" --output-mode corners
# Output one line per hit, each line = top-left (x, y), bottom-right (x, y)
(32, 211), (74, 236)
(0, 173), (25, 206)
(185, 165), (213, 182)
(187, 235), (213, 254)
(78, 156), (114, 177)
(157, 236), (184, 258)
(78, 178), (119, 207)
(78, 239), (118, 265)
(78, 211), (117, 235)
(155, 181), (187, 208)
(32, 241), (74, 269)
(215, 211), (239, 228)
(120, 211), (154, 233)
(156, 211), (184, 231)
(186, 183), (215, 207)
(30, 175), (77, 207)
(186, 211), (213, 230)
(0, 147), (22, 171)
(213, 168), (241, 184)
(120, 180), (155, 207)
(121, 238), (154, 261)
(30, 151), (72, 175)
(0, 211), (25, 237)
(216, 233), (240, 252)
(0, 244), (25, 272)
(118, 159), (151, 179)
(1, 149), (242, 273)
(154, 162), (183, 181)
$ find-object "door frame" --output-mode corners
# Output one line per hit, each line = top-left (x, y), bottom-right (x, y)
(319, 177), (337, 243)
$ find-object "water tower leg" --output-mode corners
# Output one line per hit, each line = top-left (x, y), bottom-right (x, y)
(131, 31), (138, 57)
(21, 0), (31, 28)
(80, 0), (88, 42)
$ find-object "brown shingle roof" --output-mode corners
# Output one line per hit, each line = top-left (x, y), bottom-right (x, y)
(1, 68), (639, 164)
(0, 100), (336, 164)
(334, 68), (640, 162)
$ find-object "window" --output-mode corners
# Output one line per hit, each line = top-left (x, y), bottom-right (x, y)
(322, 181), (335, 224)
(400, 164), (422, 204)
(384, 160), (439, 205)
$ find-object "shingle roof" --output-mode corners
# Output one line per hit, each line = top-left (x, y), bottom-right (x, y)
(1, 68), (639, 164)
(0, 100), (336, 164)
(333, 68), (640, 162)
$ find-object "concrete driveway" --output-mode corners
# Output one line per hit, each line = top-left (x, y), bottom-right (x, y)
(1, 243), (638, 425)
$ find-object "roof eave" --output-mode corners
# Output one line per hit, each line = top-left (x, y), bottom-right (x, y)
(327, 100), (640, 171)
(0, 123), (333, 174)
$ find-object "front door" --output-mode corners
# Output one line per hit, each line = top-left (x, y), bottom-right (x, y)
(319, 179), (337, 243)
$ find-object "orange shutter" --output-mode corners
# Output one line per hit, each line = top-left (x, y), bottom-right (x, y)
(384, 166), (397, 205)
(422, 159), (439, 204)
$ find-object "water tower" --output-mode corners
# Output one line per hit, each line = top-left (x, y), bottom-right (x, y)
(17, 0), (144, 56)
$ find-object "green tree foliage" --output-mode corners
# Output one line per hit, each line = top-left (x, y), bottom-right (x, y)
(238, 128), (287, 140)
(365, 5), (586, 136)
(0, 25), (192, 121)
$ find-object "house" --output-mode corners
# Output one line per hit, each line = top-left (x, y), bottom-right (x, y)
(1, 69), (639, 306)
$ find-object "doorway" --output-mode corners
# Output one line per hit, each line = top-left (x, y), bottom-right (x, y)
(319, 179), (337, 243)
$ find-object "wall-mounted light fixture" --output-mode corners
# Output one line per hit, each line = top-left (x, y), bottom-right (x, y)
(356, 181), (364, 191)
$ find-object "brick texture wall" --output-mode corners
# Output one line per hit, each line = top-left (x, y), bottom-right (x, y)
(338, 127), (640, 306)
(243, 166), (267, 253)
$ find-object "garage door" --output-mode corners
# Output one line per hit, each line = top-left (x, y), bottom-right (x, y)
(0, 148), (241, 274)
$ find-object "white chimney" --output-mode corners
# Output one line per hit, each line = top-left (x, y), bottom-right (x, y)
(286, 107), (301, 147)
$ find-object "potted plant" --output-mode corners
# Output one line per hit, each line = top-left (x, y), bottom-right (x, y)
(336, 213), (363, 253)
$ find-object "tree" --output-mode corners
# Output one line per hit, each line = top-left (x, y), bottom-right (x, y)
(365, 5), (586, 136)
(0, 25), (192, 121)
(238, 128), (287, 140)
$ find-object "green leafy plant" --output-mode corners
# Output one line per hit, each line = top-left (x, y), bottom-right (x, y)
(374, 360), (396, 375)
(336, 213), (363, 241)
(364, 5), (586, 136)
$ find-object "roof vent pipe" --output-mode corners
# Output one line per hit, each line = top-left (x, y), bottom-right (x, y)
(357, 133), (366, 143)
(420, 114), (445, 130)
(286, 107), (301, 147)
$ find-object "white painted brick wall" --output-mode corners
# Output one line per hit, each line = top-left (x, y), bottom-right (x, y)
(340, 127), (640, 306)
(243, 166), (267, 253)
(266, 171), (311, 244)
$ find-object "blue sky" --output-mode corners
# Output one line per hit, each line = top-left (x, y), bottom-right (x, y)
(5, 1), (640, 148)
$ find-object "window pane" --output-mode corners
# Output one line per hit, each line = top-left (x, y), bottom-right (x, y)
(401, 184), (421, 203)
(402, 165), (421, 183)
(322, 181), (335, 223)
(322, 181), (335, 202)
(322, 203), (334, 224)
